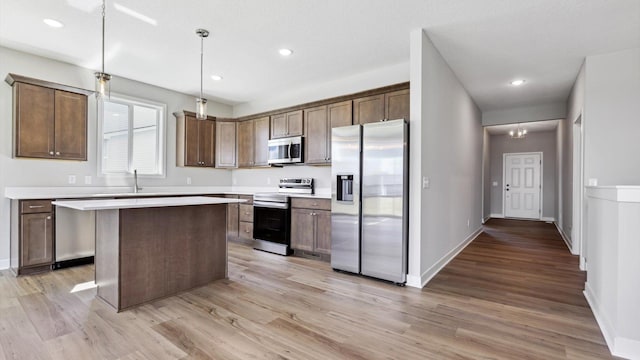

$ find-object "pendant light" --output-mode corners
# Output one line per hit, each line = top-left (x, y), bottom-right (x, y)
(509, 124), (527, 139)
(95, 0), (111, 99)
(195, 28), (209, 120)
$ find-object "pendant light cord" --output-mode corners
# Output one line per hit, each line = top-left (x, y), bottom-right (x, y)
(101, 0), (106, 74)
(200, 33), (204, 100)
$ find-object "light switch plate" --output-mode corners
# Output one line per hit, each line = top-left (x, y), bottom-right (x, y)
(84, 176), (92, 185)
(68, 175), (76, 184)
(422, 176), (430, 189)
(492, 181), (498, 186)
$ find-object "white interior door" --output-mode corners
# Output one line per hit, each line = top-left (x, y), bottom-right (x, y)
(504, 153), (541, 219)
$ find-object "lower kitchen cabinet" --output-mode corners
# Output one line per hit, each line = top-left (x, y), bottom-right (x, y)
(225, 194), (239, 241)
(290, 198), (331, 257)
(11, 199), (54, 275)
(237, 195), (254, 244)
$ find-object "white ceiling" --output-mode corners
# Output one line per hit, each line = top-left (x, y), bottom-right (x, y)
(1, 0), (639, 111)
(485, 120), (559, 135)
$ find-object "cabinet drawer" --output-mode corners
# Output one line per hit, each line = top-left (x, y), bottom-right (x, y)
(239, 221), (253, 240)
(239, 204), (254, 222)
(238, 195), (253, 205)
(291, 198), (331, 211)
(21, 200), (53, 214)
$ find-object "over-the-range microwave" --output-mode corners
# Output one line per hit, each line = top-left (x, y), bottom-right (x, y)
(267, 136), (303, 165)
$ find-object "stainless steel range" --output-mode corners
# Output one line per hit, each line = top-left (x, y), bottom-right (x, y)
(253, 178), (314, 255)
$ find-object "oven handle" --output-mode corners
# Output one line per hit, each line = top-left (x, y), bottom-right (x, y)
(254, 201), (289, 209)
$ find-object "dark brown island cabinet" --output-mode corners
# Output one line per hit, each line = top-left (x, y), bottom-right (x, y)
(215, 121), (238, 168)
(10, 200), (55, 275)
(6, 74), (91, 161)
(290, 198), (331, 259)
(270, 110), (303, 139)
(304, 100), (353, 165)
(174, 111), (216, 167)
(238, 116), (270, 168)
(353, 89), (410, 125)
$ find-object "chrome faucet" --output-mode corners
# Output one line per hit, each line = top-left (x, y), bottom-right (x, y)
(133, 169), (142, 193)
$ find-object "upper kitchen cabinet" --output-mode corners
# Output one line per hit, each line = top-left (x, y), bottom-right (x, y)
(270, 110), (303, 139)
(304, 100), (352, 164)
(238, 116), (269, 168)
(216, 121), (237, 168)
(174, 111), (216, 167)
(354, 89), (410, 125)
(6, 74), (92, 160)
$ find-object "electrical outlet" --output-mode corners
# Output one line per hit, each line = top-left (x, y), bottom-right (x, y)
(422, 176), (430, 189)
(232, 178), (237, 185)
(84, 176), (92, 185)
(68, 175), (76, 184)
(467, 219), (470, 227)
(186, 177), (192, 185)
(267, 177), (271, 185)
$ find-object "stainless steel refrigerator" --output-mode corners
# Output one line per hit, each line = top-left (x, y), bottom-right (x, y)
(331, 119), (408, 284)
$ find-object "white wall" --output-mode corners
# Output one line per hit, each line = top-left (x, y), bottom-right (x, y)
(232, 166), (331, 192)
(584, 48), (640, 185)
(488, 130), (557, 219)
(482, 102), (567, 126)
(0, 46), (234, 267)
(408, 29), (483, 287)
(482, 128), (491, 221)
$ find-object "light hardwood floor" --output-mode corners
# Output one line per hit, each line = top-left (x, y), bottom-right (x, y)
(0, 219), (614, 359)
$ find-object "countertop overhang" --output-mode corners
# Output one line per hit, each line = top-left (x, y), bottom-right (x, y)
(52, 196), (246, 211)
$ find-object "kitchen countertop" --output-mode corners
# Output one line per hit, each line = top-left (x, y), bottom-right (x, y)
(4, 186), (331, 200)
(53, 196), (246, 211)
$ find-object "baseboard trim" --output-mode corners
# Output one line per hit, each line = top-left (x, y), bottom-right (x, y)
(489, 213), (504, 219)
(482, 215), (491, 224)
(554, 222), (575, 254)
(408, 227), (483, 289)
(541, 216), (555, 222)
(583, 283), (640, 359)
(0, 258), (9, 270)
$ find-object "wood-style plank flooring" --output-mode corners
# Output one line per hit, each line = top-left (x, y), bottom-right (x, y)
(0, 219), (614, 359)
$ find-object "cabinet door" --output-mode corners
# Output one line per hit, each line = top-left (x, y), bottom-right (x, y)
(304, 105), (328, 164)
(314, 210), (331, 255)
(270, 113), (288, 139)
(15, 83), (55, 158)
(54, 90), (87, 160)
(21, 213), (54, 267)
(184, 115), (200, 166)
(353, 94), (384, 125)
(198, 119), (215, 167)
(327, 100), (352, 162)
(291, 208), (314, 251)
(237, 120), (255, 167)
(239, 204), (254, 223)
(286, 110), (303, 137)
(253, 116), (270, 166)
(385, 89), (410, 121)
(215, 122), (237, 168)
(226, 203), (239, 240)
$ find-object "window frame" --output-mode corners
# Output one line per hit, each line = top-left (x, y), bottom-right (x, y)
(97, 93), (167, 178)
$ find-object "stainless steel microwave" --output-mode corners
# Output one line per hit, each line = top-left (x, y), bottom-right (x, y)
(268, 136), (303, 165)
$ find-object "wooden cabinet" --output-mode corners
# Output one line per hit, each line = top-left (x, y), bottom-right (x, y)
(237, 195), (254, 244)
(216, 121), (237, 168)
(238, 116), (270, 168)
(6, 74), (90, 160)
(175, 112), (215, 167)
(304, 100), (352, 164)
(10, 200), (54, 275)
(290, 198), (331, 256)
(270, 110), (303, 139)
(225, 195), (239, 241)
(354, 89), (410, 125)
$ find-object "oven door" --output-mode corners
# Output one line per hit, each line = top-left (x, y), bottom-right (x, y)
(253, 202), (291, 245)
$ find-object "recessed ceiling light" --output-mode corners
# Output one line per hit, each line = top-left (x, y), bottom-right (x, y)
(279, 48), (293, 56)
(43, 18), (64, 28)
(510, 79), (526, 86)
(211, 75), (223, 81)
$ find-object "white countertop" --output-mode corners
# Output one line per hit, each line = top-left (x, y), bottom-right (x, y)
(52, 196), (246, 211)
(586, 185), (640, 202)
(4, 186), (331, 200)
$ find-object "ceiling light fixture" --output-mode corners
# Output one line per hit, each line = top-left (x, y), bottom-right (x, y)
(279, 48), (293, 56)
(509, 124), (527, 139)
(43, 18), (64, 28)
(195, 28), (210, 120)
(95, 0), (111, 99)
(211, 75), (223, 81)
(510, 79), (526, 86)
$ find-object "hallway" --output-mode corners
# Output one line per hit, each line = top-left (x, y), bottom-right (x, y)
(426, 218), (613, 359)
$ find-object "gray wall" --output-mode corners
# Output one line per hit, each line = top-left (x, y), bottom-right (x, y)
(0, 46), (234, 265)
(408, 29), (483, 286)
(488, 130), (557, 219)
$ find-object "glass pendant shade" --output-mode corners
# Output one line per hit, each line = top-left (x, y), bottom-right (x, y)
(95, 72), (111, 99)
(196, 97), (207, 120)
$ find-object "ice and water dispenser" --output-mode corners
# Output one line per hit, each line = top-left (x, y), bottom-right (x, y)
(336, 174), (354, 202)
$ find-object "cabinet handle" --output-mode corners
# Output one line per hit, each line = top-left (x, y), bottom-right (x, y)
(56, 151), (61, 156)
(245, 229), (250, 233)
(46, 216), (51, 220)
(29, 205), (44, 209)
(49, 151), (54, 155)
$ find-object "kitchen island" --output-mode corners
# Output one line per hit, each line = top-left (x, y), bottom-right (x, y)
(53, 196), (245, 311)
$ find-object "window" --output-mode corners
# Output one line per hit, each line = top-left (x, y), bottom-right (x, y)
(99, 94), (166, 176)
